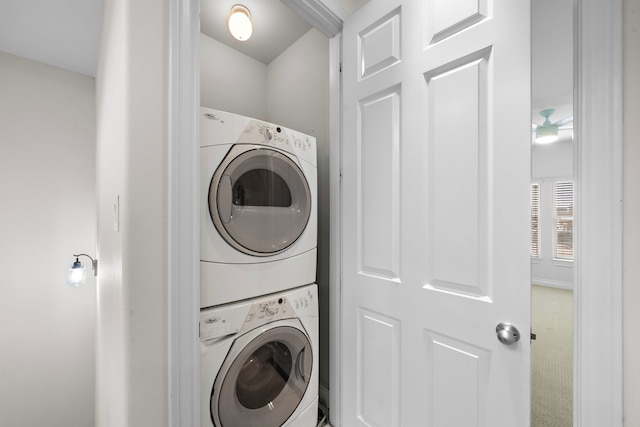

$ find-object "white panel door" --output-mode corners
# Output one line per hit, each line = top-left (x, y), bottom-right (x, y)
(341, 0), (531, 426)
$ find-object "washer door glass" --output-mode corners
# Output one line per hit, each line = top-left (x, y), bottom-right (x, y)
(209, 146), (311, 256)
(213, 326), (313, 427)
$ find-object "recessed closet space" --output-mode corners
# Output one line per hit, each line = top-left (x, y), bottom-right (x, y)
(198, 0), (332, 405)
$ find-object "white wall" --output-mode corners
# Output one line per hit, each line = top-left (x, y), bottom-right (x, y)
(96, 0), (169, 425)
(200, 33), (268, 120)
(532, 139), (573, 179)
(531, 139), (574, 288)
(531, 0), (573, 113)
(265, 28), (331, 394)
(267, 29), (329, 389)
(623, 0), (640, 424)
(0, 51), (96, 427)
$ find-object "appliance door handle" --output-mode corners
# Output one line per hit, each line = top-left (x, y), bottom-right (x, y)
(218, 175), (233, 223)
(295, 347), (306, 382)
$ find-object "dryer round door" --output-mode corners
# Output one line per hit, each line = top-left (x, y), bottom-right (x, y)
(211, 321), (313, 427)
(209, 145), (311, 256)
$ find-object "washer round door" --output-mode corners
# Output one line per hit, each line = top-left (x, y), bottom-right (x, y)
(211, 321), (313, 427)
(209, 145), (311, 256)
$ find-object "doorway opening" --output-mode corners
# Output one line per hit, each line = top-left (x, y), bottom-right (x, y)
(197, 0), (333, 424)
(530, 0), (574, 425)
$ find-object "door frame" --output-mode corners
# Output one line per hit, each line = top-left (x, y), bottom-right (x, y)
(167, 0), (201, 425)
(166, 0), (623, 425)
(573, 1), (624, 425)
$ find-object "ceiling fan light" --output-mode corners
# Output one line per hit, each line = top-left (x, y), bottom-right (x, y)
(228, 5), (252, 41)
(535, 124), (559, 144)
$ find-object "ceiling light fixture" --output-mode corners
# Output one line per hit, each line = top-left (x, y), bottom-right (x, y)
(535, 109), (560, 144)
(228, 5), (253, 41)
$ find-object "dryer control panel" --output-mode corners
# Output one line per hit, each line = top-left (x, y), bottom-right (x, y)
(200, 107), (317, 167)
(236, 120), (316, 167)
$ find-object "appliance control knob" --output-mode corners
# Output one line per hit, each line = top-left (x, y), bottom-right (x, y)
(264, 128), (273, 141)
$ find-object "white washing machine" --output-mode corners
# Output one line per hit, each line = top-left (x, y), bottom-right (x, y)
(200, 284), (319, 427)
(200, 108), (317, 308)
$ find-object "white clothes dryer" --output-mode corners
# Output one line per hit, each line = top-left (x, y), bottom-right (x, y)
(200, 108), (317, 308)
(200, 284), (319, 427)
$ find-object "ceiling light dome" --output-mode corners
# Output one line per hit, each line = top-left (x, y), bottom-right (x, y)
(535, 108), (560, 144)
(228, 5), (253, 41)
(535, 122), (559, 144)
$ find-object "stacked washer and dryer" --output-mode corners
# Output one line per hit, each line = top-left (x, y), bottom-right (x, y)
(199, 107), (319, 427)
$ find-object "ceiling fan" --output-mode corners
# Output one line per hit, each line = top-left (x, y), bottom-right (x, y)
(532, 108), (573, 144)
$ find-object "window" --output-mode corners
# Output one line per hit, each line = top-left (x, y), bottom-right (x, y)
(553, 181), (574, 260)
(531, 183), (540, 258)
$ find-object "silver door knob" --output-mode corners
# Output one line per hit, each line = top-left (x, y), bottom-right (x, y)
(496, 323), (520, 345)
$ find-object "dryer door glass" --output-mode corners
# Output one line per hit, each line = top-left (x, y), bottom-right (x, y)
(210, 146), (311, 256)
(214, 326), (312, 427)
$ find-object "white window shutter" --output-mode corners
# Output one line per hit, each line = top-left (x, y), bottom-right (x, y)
(553, 181), (574, 260)
(531, 183), (540, 258)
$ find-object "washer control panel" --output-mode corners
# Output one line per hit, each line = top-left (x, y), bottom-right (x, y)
(199, 284), (318, 342)
(240, 296), (294, 334)
(200, 303), (251, 342)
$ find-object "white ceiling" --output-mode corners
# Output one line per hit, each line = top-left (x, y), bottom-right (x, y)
(0, 0), (313, 75)
(531, 0), (574, 124)
(0, 0), (573, 120)
(0, 0), (103, 77)
(200, 0), (313, 65)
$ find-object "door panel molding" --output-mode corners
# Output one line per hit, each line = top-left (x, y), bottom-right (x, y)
(357, 308), (401, 427)
(358, 87), (402, 281)
(424, 329), (491, 426)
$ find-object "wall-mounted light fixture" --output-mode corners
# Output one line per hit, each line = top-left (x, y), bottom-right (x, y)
(228, 4), (253, 41)
(67, 253), (98, 286)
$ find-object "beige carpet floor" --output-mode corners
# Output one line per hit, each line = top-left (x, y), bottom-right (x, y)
(531, 285), (573, 427)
